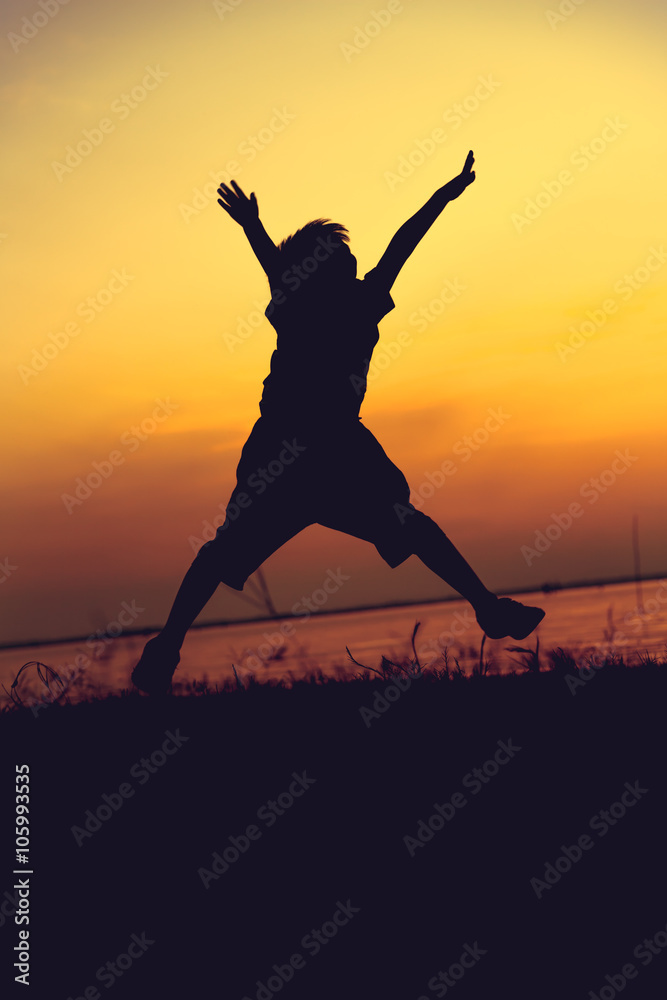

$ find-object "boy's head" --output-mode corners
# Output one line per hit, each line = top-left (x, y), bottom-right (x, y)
(278, 219), (357, 284)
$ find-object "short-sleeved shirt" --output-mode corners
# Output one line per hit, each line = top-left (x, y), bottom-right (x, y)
(258, 268), (394, 424)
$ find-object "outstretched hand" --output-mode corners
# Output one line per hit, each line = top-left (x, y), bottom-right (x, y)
(442, 150), (476, 201)
(217, 180), (259, 227)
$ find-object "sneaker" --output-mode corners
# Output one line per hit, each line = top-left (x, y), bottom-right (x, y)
(476, 597), (545, 640)
(131, 635), (180, 695)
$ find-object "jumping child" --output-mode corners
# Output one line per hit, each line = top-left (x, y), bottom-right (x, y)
(132, 151), (544, 694)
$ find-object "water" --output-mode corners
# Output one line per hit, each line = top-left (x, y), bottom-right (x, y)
(2, 579), (665, 708)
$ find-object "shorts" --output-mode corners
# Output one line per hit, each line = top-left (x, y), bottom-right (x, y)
(197, 416), (421, 590)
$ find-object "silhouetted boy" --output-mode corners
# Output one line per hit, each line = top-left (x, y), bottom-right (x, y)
(132, 151), (544, 694)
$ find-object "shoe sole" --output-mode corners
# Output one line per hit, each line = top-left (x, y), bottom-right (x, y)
(481, 608), (545, 641)
(508, 608), (545, 641)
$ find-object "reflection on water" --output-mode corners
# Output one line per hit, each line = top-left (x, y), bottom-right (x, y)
(1, 579), (665, 707)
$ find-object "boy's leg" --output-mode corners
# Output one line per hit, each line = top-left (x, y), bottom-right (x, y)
(324, 507), (543, 641)
(399, 512), (544, 640)
(132, 416), (315, 692)
(130, 551), (220, 694)
(156, 551), (224, 650)
(314, 424), (494, 612)
(131, 505), (311, 693)
(316, 421), (544, 642)
(409, 519), (495, 613)
(146, 504), (290, 650)
(330, 508), (494, 611)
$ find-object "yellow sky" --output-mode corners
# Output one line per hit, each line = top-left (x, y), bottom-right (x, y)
(2, 0), (666, 643)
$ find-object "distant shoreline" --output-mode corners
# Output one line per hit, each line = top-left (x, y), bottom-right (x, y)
(1, 571), (664, 653)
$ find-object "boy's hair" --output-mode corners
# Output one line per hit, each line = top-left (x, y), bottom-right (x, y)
(277, 219), (349, 269)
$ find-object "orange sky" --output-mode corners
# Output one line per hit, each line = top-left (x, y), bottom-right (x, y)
(2, 0), (666, 644)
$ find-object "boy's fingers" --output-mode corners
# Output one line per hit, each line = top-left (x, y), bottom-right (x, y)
(219, 183), (241, 200)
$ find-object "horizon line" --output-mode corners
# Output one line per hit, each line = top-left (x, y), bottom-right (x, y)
(0, 570), (663, 653)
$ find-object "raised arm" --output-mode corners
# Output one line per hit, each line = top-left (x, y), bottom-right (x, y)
(372, 151), (475, 290)
(217, 181), (281, 281)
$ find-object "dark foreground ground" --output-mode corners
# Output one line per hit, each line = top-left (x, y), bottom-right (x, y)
(1, 656), (666, 1000)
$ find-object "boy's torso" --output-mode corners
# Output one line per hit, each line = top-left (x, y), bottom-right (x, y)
(259, 274), (393, 423)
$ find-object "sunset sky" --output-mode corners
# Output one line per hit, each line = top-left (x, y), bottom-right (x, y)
(2, 0), (666, 645)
